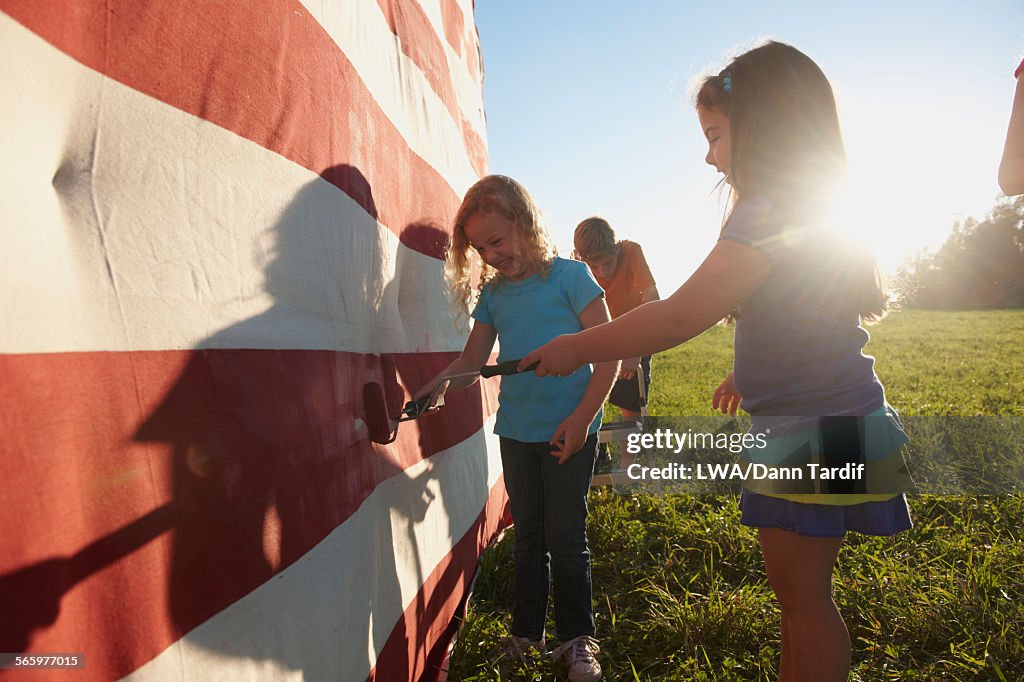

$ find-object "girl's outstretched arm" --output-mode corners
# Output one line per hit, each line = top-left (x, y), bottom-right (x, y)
(549, 296), (619, 463)
(616, 283), (662, 379)
(999, 70), (1024, 196)
(521, 240), (771, 377)
(413, 321), (497, 400)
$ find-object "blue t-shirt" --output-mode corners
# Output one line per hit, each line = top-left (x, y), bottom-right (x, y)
(472, 257), (604, 442)
(719, 198), (885, 423)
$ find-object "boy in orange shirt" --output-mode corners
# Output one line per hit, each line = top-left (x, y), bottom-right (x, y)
(573, 217), (660, 428)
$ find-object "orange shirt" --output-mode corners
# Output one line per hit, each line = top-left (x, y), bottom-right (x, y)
(592, 240), (656, 319)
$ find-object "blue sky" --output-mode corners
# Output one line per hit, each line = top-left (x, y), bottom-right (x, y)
(474, 1), (1024, 291)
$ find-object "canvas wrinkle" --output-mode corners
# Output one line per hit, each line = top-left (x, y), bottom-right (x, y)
(90, 77), (135, 352)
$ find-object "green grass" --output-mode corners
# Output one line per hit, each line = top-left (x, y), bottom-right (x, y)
(447, 310), (1024, 681)
(645, 308), (1024, 417)
(857, 309), (1024, 416)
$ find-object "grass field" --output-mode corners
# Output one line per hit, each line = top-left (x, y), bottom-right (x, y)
(447, 309), (1024, 681)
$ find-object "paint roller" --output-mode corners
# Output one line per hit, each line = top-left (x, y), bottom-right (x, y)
(362, 359), (538, 444)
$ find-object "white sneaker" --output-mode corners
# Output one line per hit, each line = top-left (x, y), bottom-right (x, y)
(551, 635), (602, 682)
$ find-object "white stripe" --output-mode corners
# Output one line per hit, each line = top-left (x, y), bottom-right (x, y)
(0, 15), (469, 355)
(122, 418), (503, 682)
(298, 0), (485, 186)
(413, 0), (489, 140)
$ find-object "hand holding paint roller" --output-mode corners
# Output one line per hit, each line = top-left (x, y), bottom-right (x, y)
(362, 358), (537, 444)
(411, 358), (539, 415)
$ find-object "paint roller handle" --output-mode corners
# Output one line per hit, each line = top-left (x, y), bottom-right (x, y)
(398, 361), (535, 420)
(401, 376), (453, 420)
(480, 359), (539, 378)
(401, 396), (433, 419)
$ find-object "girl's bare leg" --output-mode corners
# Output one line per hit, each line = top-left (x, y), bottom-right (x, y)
(758, 527), (848, 682)
(779, 611), (793, 682)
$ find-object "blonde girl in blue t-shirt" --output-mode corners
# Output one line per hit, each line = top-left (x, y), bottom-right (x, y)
(416, 175), (617, 681)
(522, 42), (913, 682)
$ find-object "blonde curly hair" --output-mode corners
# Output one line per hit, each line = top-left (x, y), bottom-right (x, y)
(446, 175), (557, 323)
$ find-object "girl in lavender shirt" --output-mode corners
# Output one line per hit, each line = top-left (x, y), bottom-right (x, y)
(522, 41), (913, 682)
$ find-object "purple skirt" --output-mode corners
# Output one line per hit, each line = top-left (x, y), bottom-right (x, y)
(739, 490), (912, 537)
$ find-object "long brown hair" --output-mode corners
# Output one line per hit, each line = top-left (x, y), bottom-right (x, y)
(695, 41), (886, 322)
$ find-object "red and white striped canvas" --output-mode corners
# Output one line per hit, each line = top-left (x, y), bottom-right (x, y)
(0, 1), (508, 680)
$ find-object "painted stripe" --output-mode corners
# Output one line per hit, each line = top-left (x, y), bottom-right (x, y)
(295, 0), (486, 182)
(117, 431), (506, 682)
(296, 0), (487, 175)
(0, 15), (472, 355)
(439, 0), (467, 56)
(370, 472), (509, 681)
(417, 0), (485, 109)
(0, 349), (501, 680)
(1, 4), (500, 682)
(0, 2), (481, 254)
(402, 0), (487, 136)
(377, 0), (488, 174)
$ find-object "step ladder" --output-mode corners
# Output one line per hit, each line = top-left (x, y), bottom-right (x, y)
(591, 363), (657, 489)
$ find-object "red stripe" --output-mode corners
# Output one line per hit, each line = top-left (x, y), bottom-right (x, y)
(0, 349), (498, 680)
(374, 0), (487, 178)
(368, 476), (510, 682)
(439, 0), (466, 57)
(1, 0), (485, 259)
(466, 23), (483, 88)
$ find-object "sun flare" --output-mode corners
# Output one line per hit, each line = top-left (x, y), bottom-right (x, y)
(833, 97), (998, 274)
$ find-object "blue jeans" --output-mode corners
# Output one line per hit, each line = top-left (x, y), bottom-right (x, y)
(500, 434), (597, 642)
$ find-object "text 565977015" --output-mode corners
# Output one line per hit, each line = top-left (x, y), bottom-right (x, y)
(0, 653), (85, 669)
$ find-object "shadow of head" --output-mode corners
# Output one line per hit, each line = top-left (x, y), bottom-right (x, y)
(263, 164), (386, 313)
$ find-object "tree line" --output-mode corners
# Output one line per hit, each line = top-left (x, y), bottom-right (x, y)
(897, 195), (1024, 309)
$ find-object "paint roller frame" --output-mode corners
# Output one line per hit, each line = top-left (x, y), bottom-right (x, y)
(362, 358), (538, 444)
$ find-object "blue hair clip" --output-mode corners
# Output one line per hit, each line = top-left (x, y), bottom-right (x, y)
(722, 75), (732, 93)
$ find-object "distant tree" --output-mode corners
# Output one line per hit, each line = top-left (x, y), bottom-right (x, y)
(898, 196), (1024, 309)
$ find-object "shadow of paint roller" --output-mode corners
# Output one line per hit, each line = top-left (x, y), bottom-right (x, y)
(361, 359), (538, 445)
